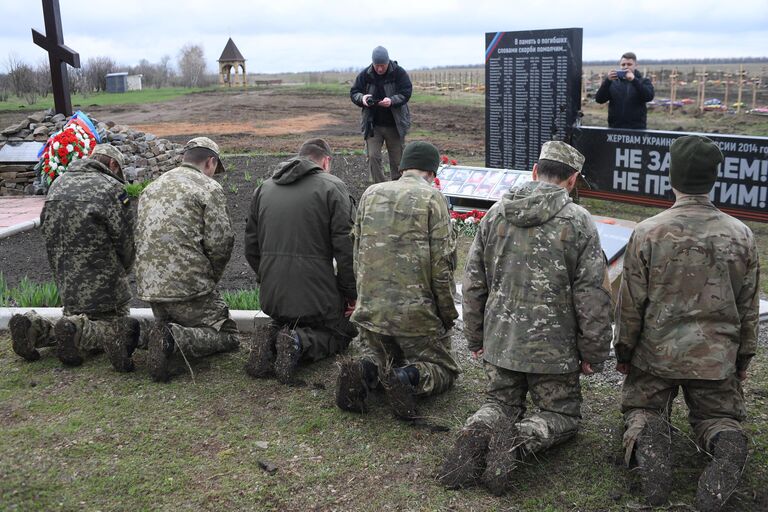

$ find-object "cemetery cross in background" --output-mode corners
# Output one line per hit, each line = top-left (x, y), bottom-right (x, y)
(31, 0), (80, 116)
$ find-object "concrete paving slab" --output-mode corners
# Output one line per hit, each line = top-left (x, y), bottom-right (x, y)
(0, 197), (45, 239)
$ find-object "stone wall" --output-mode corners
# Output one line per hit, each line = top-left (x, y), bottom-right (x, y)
(0, 109), (184, 195)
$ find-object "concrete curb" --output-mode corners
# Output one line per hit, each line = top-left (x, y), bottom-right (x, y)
(0, 307), (270, 333)
(0, 218), (40, 240)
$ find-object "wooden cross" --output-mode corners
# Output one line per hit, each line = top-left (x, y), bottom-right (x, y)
(31, 0), (80, 116)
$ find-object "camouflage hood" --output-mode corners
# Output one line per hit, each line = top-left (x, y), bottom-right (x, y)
(501, 181), (571, 227)
(272, 158), (321, 185)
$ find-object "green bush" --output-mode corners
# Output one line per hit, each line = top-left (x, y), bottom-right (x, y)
(222, 289), (261, 310)
(124, 180), (153, 198)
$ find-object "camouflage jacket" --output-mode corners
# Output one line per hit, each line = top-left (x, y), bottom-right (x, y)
(135, 163), (234, 302)
(351, 173), (458, 336)
(244, 158), (356, 325)
(41, 158), (135, 314)
(614, 196), (759, 380)
(463, 181), (612, 374)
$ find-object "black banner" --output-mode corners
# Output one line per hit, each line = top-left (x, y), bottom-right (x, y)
(485, 28), (582, 171)
(573, 127), (768, 222)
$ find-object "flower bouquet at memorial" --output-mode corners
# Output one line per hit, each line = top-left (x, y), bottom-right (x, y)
(38, 111), (101, 185)
(450, 209), (486, 236)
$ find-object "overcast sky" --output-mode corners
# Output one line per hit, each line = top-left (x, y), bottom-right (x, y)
(2, 0), (767, 74)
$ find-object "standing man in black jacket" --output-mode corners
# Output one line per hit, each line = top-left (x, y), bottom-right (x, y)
(244, 138), (357, 384)
(595, 52), (655, 129)
(351, 46), (412, 183)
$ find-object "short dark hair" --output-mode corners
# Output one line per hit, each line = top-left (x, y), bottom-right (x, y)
(298, 138), (332, 163)
(183, 147), (217, 166)
(621, 52), (637, 62)
(537, 158), (578, 182)
(92, 153), (117, 169)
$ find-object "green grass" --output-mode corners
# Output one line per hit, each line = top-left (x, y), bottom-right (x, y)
(124, 180), (153, 198)
(0, 333), (766, 510)
(0, 274), (60, 307)
(221, 288), (260, 310)
(0, 87), (217, 111)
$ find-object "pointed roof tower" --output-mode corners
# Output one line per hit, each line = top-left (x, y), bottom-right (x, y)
(218, 38), (245, 62)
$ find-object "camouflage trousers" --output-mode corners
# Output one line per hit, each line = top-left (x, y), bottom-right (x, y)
(466, 362), (582, 454)
(272, 315), (357, 363)
(21, 306), (129, 353)
(359, 327), (461, 396)
(150, 291), (239, 358)
(621, 365), (746, 464)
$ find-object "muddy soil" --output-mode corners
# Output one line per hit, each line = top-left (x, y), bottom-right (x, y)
(0, 87), (485, 156)
(0, 154), (373, 306)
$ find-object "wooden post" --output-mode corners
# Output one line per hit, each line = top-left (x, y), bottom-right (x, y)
(736, 65), (745, 114)
(724, 73), (731, 106)
(753, 78), (760, 109)
(670, 70), (678, 114)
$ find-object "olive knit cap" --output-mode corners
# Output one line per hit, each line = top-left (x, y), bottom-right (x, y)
(669, 135), (723, 194)
(399, 141), (440, 173)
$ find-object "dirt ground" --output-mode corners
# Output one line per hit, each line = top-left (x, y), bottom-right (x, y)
(0, 87), (485, 156)
(0, 154), (372, 304)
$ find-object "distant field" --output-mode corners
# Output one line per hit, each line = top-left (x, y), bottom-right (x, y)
(0, 87), (217, 112)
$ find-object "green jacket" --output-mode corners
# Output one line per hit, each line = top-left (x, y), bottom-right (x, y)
(41, 158), (134, 314)
(463, 181), (612, 374)
(614, 196), (759, 380)
(244, 158), (356, 325)
(351, 173), (458, 336)
(135, 163), (233, 302)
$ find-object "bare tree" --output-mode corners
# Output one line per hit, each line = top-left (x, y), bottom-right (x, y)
(84, 56), (116, 92)
(0, 74), (10, 102)
(178, 44), (206, 88)
(6, 53), (35, 99)
(34, 60), (51, 99)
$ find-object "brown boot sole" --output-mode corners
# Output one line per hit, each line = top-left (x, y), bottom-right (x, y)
(10, 315), (40, 362)
(482, 423), (523, 496)
(634, 417), (672, 507)
(274, 327), (301, 384)
(55, 319), (83, 367)
(103, 319), (135, 373)
(244, 326), (276, 378)
(383, 371), (418, 421)
(438, 425), (492, 489)
(335, 358), (369, 413)
(695, 431), (748, 512)
(148, 322), (172, 383)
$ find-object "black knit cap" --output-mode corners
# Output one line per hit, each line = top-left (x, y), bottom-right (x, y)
(399, 141), (440, 173)
(669, 135), (723, 194)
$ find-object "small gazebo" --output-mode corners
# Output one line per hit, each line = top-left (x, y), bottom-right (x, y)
(218, 38), (247, 87)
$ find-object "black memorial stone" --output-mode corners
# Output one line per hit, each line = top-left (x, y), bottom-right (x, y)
(485, 28), (582, 171)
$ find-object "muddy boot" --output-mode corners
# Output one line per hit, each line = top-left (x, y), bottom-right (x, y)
(55, 318), (83, 366)
(245, 324), (276, 379)
(148, 321), (175, 383)
(336, 358), (377, 413)
(481, 422), (523, 496)
(633, 416), (672, 507)
(102, 318), (138, 373)
(274, 327), (302, 384)
(438, 423), (493, 489)
(383, 366), (419, 421)
(10, 314), (40, 362)
(695, 430), (748, 512)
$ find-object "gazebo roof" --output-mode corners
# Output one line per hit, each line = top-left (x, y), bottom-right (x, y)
(218, 38), (245, 62)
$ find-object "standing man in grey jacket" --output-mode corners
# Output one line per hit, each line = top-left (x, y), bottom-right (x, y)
(244, 139), (357, 384)
(350, 46), (412, 183)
